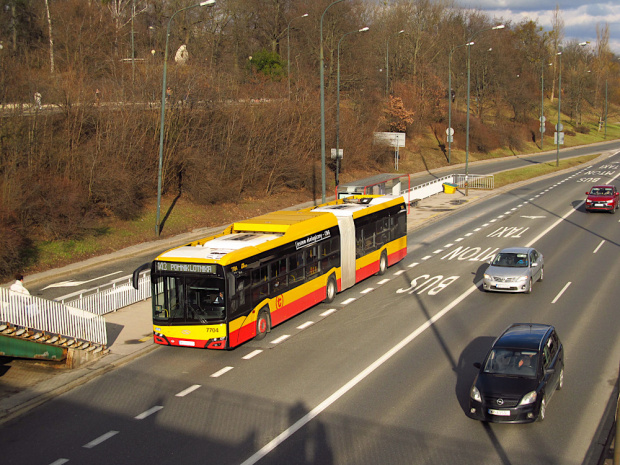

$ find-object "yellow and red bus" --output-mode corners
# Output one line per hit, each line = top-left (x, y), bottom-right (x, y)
(132, 195), (407, 349)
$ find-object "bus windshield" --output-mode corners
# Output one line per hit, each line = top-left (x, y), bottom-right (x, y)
(153, 275), (225, 324)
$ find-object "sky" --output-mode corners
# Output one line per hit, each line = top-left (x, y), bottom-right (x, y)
(453, 1), (620, 55)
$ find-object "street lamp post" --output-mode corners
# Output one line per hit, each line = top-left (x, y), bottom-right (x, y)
(156, 0), (215, 236)
(320, 0), (345, 204)
(605, 79), (608, 139)
(540, 58), (545, 151)
(556, 49), (562, 167)
(448, 41), (473, 164)
(465, 24), (504, 196)
(287, 13), (308, 99)
(337, 27), (369, 188)
(386, 30), (404, 97)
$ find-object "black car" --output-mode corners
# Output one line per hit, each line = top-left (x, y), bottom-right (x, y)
(469, 323), (564, 423)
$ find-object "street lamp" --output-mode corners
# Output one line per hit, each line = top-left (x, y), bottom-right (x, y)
(156, 0), (215, 236)
(448, 41), (473, 164)
(386, 29), (404, 97)
(320, 0), (345, 204)
(555, 48), (562, 167)
(287, 13), (308, 99)
(337, 26), (369, 189)
(465, 24), (504, 195)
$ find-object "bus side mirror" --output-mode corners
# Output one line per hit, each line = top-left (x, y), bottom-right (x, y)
(133, 262), (151, 289)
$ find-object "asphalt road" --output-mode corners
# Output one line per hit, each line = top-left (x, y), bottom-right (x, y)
(0, 151), (618, 464)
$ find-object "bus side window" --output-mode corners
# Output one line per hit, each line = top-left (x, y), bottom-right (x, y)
(288, 252), (304, 284)
(306, 246), (319, 278)
(376, 218), (389, 247)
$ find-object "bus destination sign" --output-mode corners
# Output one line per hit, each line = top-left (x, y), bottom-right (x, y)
(156, 262), (217, 274)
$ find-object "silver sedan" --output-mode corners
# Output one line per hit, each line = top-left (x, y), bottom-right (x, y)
(482, 247), (544, 293)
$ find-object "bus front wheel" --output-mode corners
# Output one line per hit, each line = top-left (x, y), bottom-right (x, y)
(324, 275), (337, 303)
(255, 310), (270, 340)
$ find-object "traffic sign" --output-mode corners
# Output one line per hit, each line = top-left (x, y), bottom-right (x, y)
(554, 132), (564, 144)
(539, 116), (546, 123)
(555, 123), (564, 131)
(331, 148), (343, 159)
(446, 127), (454, 136)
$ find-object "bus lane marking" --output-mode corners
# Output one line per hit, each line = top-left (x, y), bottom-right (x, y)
(393, 270), (406, 276)
(422, 255), (432, 261)
(407, 262), (419, 268)
(83, 431), (119, 449)
(211, 367), (234, 378)
(135, 406), (163, 420)
(360, 288), (374, 294)
(297, 321), (314, 329)
(243, 350), (263, 360)
(593, 240), (605, 254)
(176, 384), (201, 396)
(552, 282), (572, 304)
(320, 309), (337, 317)
(377, 279), (390, 284)
(340, 298), (356, 305)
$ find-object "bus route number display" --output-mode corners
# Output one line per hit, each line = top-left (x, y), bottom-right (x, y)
(155, 262), (216, 274)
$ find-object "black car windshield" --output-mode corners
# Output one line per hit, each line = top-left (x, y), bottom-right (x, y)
(483, 349), (538, 377)
(491, 253), (529, 267)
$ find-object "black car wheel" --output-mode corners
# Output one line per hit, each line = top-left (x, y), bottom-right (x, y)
(538, 398), (546, 422)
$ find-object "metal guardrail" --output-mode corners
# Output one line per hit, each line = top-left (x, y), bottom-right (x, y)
(452, 174), (494, 190)
(402, 175), (454, 202)
(60, 273), (151, 316)
(0, 289), (107, 345)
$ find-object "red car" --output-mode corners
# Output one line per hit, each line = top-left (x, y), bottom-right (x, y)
(585, 185), (619, 213)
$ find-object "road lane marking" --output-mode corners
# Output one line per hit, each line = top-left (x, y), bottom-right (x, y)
(243, 350), (263, 360)
(176, 384), (201, 397)
(135, 406), (163, 420)
(210, 367), (234, 378)
(297, 321), (314, 329)
(527, 201), (584, 247)
(360, 288), (374, 294)
(83, 431), (119, 449)
(340, 298), (356, 305)
(408, 262), (419, 268)
(320, 309), (337, 316)
(270, 335), (290, 345)
(593, 240), (605, 254)
(393, 270), (406, 276)
(552, 282), (572, 304)
(377, 279), (390, 284)
(45, 271), (123, 291)
(239, 282), (481, 465)
(49, 460), (69, 465)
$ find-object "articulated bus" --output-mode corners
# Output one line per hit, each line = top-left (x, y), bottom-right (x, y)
(132, 195), (407, 349)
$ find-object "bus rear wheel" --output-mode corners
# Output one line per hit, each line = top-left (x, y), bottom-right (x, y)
(324, 275), (337, 303)
(378, 251), (388, 276)
(255, 310), (270, 340)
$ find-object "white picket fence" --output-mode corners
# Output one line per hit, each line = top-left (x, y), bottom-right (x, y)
(0, 288), (107, 345)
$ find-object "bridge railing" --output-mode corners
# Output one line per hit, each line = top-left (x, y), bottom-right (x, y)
(59, 273), (151, 316)
(0, 289), (107, 346)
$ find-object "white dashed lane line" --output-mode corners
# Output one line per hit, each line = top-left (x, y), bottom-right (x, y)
(176, 384), (201, 396)
(593, 240), (605, 254)
(552, 282), (572, 304)
(320, 309), (337, 316)
(243, 350), (263, 360)
(83, 431), (119, 449)
(135, 406), (163, 420)
(297, 321), (315, 329)
(340, 298), (356, 305)
(270, 335), (291, 345)
(211, 366), (234, 378)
